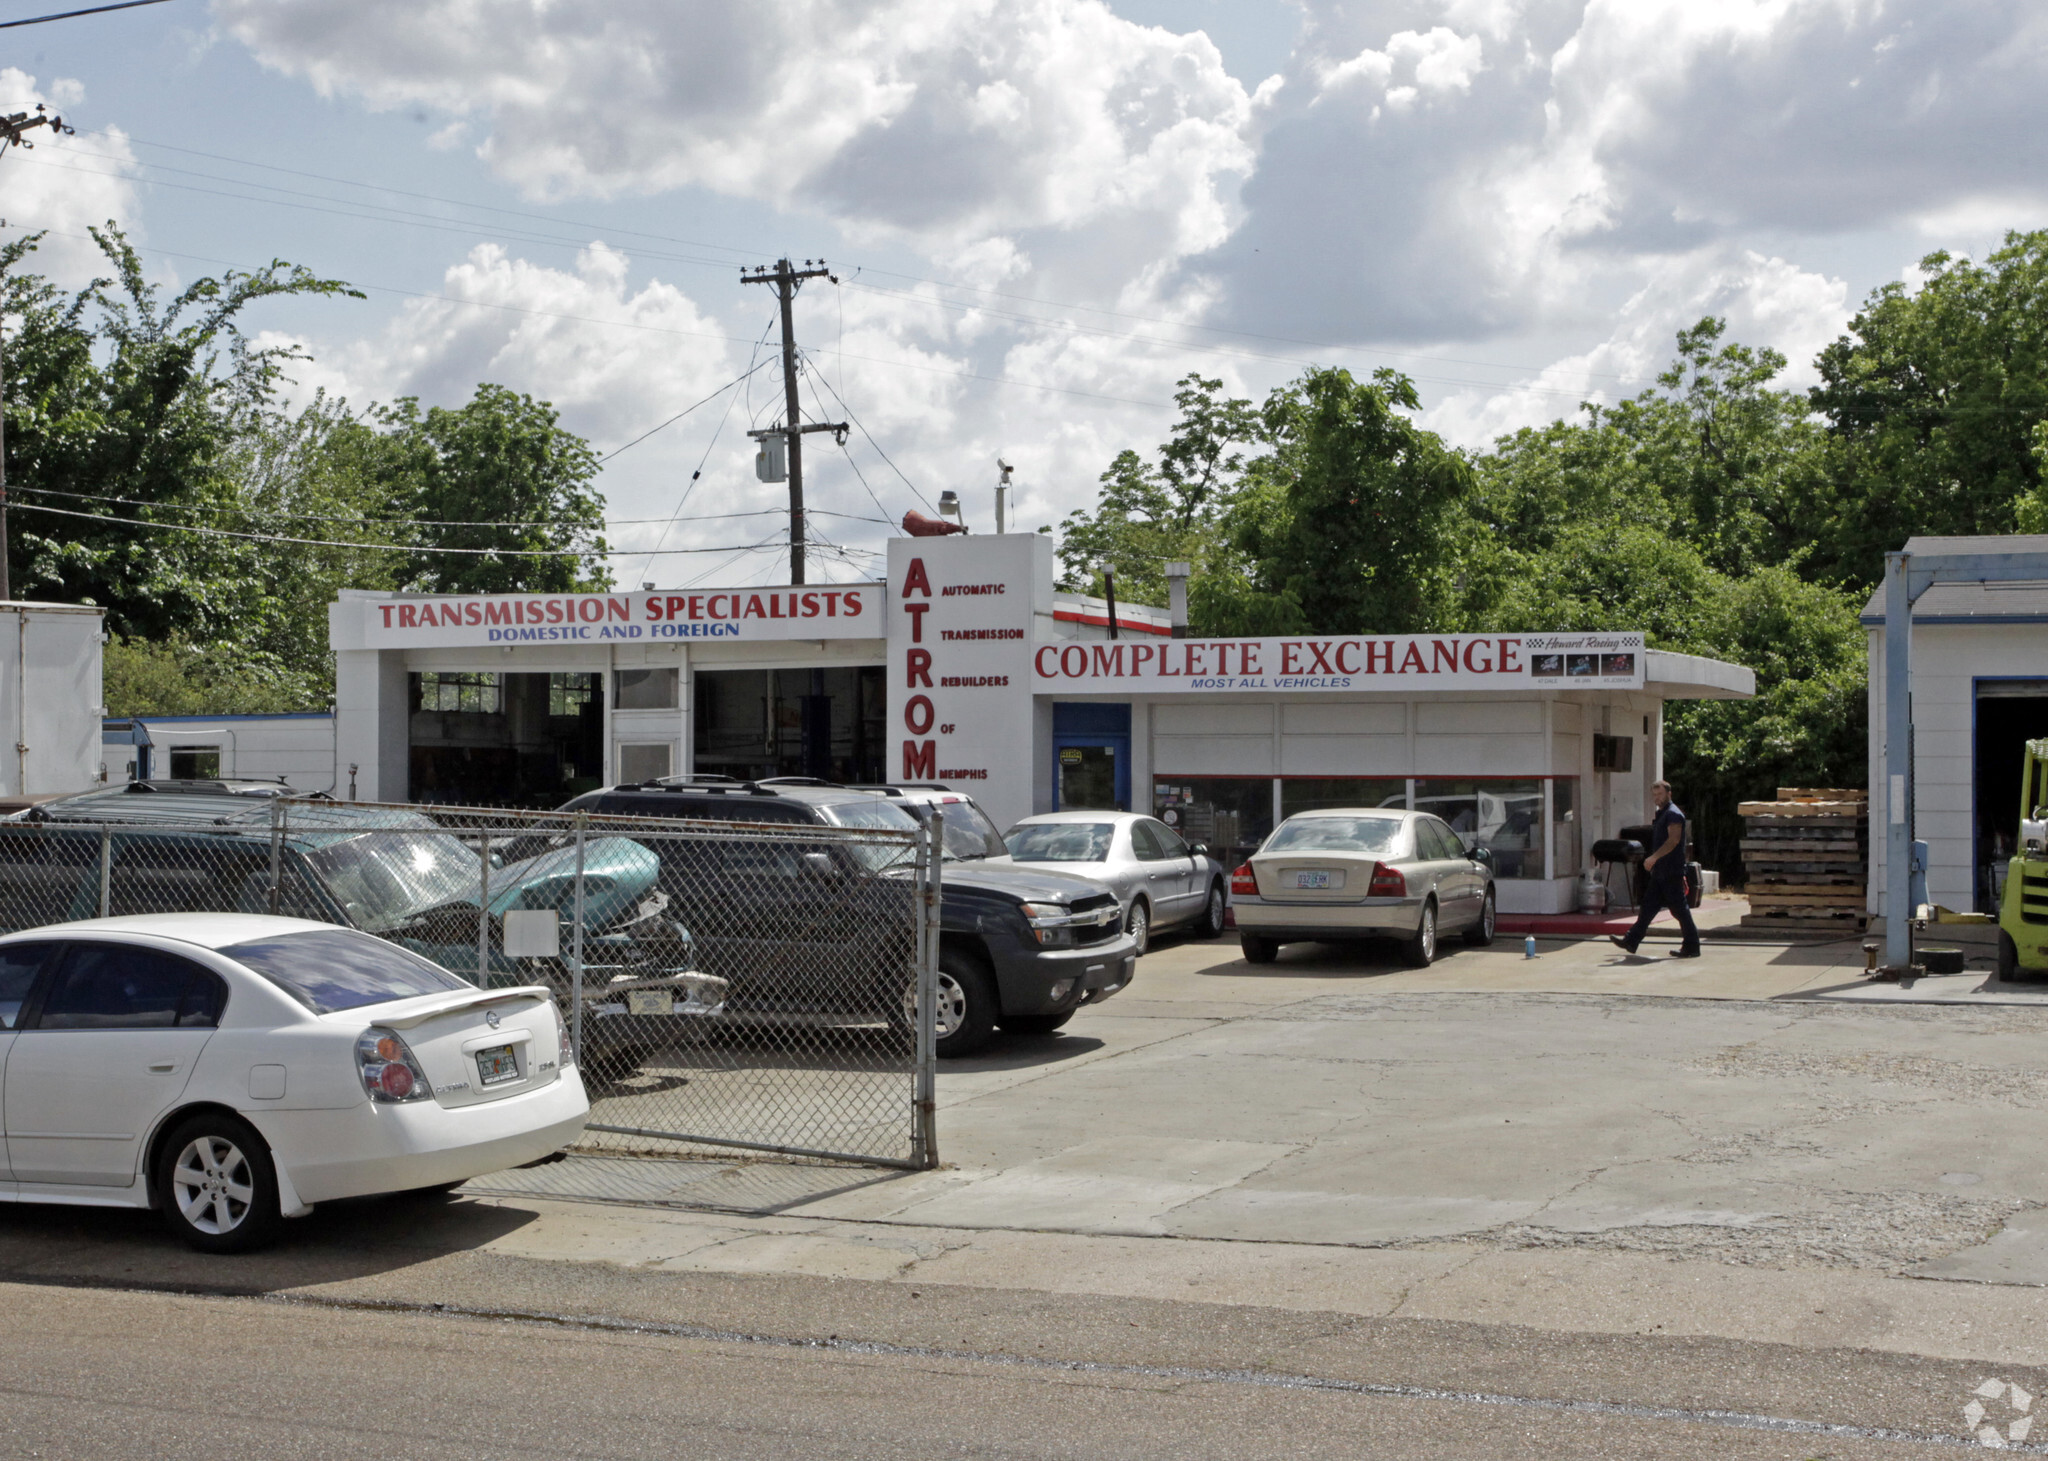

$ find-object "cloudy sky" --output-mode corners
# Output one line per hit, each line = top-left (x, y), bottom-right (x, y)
(2, 0), (2043, 589)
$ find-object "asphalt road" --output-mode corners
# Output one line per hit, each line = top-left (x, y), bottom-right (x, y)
(0, 1275), (2011, 1459)
(10, 924), (2048, 1457)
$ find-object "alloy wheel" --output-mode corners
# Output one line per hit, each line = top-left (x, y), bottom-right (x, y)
(909, 970), (969, 1039)
(171, 1135), (256, 1236)
(1127, 901), (1150, 954)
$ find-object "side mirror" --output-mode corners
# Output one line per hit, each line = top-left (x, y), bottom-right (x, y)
(802, 851), (838, 876)
(1187, 842), (1210, 858)
(1469, 845), (1496, 869)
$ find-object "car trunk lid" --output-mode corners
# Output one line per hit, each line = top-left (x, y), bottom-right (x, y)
(357, 987), (563, 1108)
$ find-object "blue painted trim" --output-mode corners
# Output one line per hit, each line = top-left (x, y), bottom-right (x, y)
(1052, 702), (1131, 735)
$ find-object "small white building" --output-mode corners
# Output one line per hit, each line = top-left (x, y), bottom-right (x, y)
(102, 712), (338, 791)
(1863, 532), (2048, 914)
(326, 535), (1755, 914)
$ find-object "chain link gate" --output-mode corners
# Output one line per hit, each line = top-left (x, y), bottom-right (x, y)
(0, 797), (940, 1185)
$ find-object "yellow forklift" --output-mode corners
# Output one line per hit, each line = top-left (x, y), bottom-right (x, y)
(1997, 737), (2048, 980)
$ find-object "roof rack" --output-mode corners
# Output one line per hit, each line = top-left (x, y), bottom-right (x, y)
(755, 776), (844, 789)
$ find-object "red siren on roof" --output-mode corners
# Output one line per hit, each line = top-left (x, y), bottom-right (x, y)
(902, 510), (968, 537)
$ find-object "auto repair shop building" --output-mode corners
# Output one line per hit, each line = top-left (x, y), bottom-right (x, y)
(329, 533), (1753, 914)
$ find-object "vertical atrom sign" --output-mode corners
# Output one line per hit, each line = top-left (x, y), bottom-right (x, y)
(886, 535), (1048, 831)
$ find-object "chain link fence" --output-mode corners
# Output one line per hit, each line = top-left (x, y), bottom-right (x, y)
(0, 796), (939, 1181)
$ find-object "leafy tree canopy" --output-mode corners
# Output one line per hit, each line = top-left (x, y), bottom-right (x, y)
(1, 227), (610, 710)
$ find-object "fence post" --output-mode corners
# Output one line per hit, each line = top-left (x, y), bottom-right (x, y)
(98, 823), (111, 919)
(266, 797), (284, 915)
(477, 831), (491, 987)
(913, 811), (941, 1169)
(570, 812), (587, 1064)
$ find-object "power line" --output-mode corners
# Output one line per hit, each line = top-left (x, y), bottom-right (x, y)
(635, 314), (776, 584)
(598, 358), (771, 462)
(5, 217), (1179, 412)
(0, 0), (170, 28)
(80, 128), (1670, 392)
(802, 353), (936, 514)
(4, 482), (884, 529)
(7, 500), (813, 557)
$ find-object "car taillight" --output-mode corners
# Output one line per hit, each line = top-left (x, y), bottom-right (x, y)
(1369, 862), (1407, 897)
(558, 1014), (576, 1071)
(1230, 863), (1258, 896)
(357, 1027), (433, 1104)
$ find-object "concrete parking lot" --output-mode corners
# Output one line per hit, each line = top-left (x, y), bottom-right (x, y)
(14, 907), (2048, 1455)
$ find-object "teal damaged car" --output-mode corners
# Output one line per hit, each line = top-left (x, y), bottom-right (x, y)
(0, 788), (725, 1060)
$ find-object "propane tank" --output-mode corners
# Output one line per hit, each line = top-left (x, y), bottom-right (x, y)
(1577, 867), (1608, 914)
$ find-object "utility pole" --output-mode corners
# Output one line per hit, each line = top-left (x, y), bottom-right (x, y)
(0, 108), (72, 603)
(742, 258), (843, 584)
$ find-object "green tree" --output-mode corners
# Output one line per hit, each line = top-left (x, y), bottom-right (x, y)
(1, 226), (360, 640)
(1810, 232), (2048, 585)
(1053, 374), (1260, 603)
(1220, 366), (1473, 636)
(395, 384), (609, 595)
(102, 635), (328, 716)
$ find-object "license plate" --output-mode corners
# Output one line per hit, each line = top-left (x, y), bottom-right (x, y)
(626, 990), (675, 1016)
(1290, 870), (1333, 889)
(475, 1043), (521, 1086)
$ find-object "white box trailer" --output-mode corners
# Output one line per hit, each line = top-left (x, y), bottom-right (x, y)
(0, 601), (104, 800)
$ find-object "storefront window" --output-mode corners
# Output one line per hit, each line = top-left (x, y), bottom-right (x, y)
(1415, 779), (1546, 879)
(1553, 778), (1581, 878)
(1281, 779), (1408, 819)
(1154, 778), (1275, 873)
(615, 667), (680, 710)
(693, 666), (886, 783)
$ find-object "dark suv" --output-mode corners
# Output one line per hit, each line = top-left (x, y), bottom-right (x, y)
(560, 779), (1136, 1057)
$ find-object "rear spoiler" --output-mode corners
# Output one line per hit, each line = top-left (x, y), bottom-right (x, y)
(350, 986), (554, 1031)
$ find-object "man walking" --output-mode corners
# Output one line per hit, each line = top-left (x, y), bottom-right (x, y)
(1610, 780), (1701, 958)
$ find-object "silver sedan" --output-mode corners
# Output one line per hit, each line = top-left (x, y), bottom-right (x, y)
(1232, 808), (1497, 967)
(997, 811), (1227, 954)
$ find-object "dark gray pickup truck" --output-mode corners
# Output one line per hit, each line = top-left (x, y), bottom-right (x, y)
(558, 779), (1137, 1056)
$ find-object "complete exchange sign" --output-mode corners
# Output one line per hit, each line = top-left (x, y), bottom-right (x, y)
(1031, 631), (1646, 693)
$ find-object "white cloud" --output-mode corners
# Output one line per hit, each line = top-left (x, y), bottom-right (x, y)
(214, 0), (1259, 264)
(0, 70), (143, 284)
(1422, 247), (1850, 447)
(193, 0), (2048, 579)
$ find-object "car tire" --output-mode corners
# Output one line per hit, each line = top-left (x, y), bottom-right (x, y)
(1241, 933), (1278, 964)
(1126, 898), (1151, 955)
(1464, 887), (1497, 946)
(932, 949), (999, 1059)
(1001, 1010), (1074, 1036)
(156, 1113), (284, 1254)
(1402, 899), (1438, 969)
(1194, 882), (1227, 939)
(1999, 929), (2022, 983)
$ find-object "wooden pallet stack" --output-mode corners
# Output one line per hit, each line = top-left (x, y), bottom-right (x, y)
(1737, 788), (1869, 934)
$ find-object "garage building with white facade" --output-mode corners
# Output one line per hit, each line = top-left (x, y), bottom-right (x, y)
(329, 534), (1754, 914)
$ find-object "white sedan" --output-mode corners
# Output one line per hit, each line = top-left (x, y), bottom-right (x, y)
(0, 913), (589, 1252)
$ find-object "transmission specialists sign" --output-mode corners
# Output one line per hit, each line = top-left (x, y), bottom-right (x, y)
(886, 534), (1048, 832)
(331, 585), (883, 651)
(1030, 631), (1646, 692)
